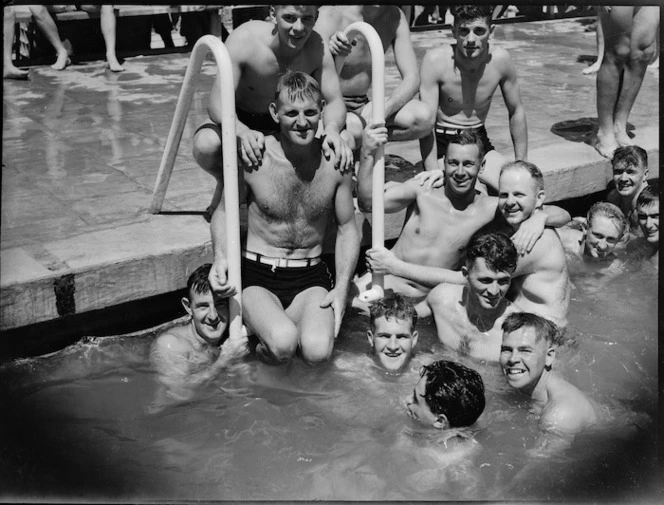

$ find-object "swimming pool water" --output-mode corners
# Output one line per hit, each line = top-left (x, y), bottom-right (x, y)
(0, 262), (659, 501)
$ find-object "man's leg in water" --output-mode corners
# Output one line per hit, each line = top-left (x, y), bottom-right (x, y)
(612, 6), (659, 147)
(243, 286), (298, 364)
(193, 123), (224, 216)
(286, 286), (335, 364)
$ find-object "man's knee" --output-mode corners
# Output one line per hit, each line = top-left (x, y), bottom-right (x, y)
(193, 127), (222, 170)
(398, 101), (434, 137)
(631, 43), (658, 64)
(608, 40), (632, 64)
(426, 284), (446, 311)
(260, 325), (299, 362)
(300, 339), (333, 364)
(27, 5), (49, 19)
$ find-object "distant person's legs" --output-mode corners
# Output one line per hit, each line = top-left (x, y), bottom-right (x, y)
(27, 5), (70, 70)
(3, 6), (29, 79)
(80, 4), (124, 71)
(595, 6), (659, 157)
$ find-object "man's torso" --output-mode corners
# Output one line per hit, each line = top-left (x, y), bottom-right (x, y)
(244, 136), (340, 258)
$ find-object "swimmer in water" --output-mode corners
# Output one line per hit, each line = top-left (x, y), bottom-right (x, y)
(418, 5), (528, 191)
(149, 264), (249, 409)
(606, 145), (650, 238)
(627, 183), (659, 268)
(557, 202), (628, 274)
(499, 312), (597, 443)
(367, 293), (418, 373)
(427, 232), (519, 362)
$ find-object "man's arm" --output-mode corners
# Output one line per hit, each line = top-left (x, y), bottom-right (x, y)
(383, 9), (419, 119)
(209, 175), (247, 296)
(209, 26), (266, 167)
(357, 123), (419, 213)
(316, 35), (352, 172)
(418, 49), (441, 171)
(499, 50), (528, 161)
(510, 206), (572, 255)
(365, 247), (465, 288)
(320, 172), (361, 337)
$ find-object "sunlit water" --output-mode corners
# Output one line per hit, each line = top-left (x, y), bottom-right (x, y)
(0, 262), (659, 501)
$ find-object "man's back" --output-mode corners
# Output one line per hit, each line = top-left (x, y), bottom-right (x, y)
(391, 182), (497, 270)
(244, 135), (341, 256)
(509, 228), (570, 327)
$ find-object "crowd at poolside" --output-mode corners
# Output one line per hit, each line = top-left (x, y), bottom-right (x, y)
(5, 5), (658, 455)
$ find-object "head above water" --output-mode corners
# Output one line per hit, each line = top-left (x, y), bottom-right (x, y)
(611, 145), (649, 198)
(269, 5), (319, 51)
(501, 311), (560, 347)
(451, 5), (494, 61)
(368, 293), (418, 372)
(183, 263), (229, 344)
(636, 182), (659, 245)
(270, 70), (324, 145)
(584, 202), (627, 259)
(407, 360), (485, 429)
(465, 232), (518, 273)
(498, 161), (546, 227)
(444, 129), (485, 196)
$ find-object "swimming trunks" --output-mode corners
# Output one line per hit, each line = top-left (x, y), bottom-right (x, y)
(434, 124), (496, 159)
(195, 109), (278, 138)
(344, 94), (370, 115)
(241, 253), (334, 309)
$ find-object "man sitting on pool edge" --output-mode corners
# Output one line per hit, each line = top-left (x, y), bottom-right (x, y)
(149, 264), (249, 410)
(367, 293), (419, 373)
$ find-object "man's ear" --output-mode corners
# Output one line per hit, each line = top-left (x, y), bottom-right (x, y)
(268, 102), (279, 123)
(461, 265), (469, 279)
(181, 296), (192, 316)
(536, 189), (546, 210)
(366, 330), (374, 348)
(269, 6), (276, 22)
(411, 331), (419, 348)
(545, 345), (556, 369)
(433, 414), (450, 430)
(489, 24), (496, 36)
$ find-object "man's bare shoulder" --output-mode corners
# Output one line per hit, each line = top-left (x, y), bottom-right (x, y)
(489, 45), (515, 71)
(423, 45), (454, 68)
(542, 379), (597, 433)
(314, 6), (344, 36)
(152, 327), (192, 356)
(226, 20), (271, 52)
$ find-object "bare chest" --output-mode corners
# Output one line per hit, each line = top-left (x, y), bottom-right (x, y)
(439, 67), (501, 116)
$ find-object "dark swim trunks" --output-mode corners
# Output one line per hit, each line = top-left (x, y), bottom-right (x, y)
(195, 109), (278, 138)
(241, 254), (334, 310)
(435, 124), (496, 159)
(344, 94), (370, 115)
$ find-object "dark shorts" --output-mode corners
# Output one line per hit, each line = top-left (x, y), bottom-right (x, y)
(435, 124), (495, 159)
(241, 256), (334, 310)
(195, 109), (278, 138)
(344, 94), (370, 115)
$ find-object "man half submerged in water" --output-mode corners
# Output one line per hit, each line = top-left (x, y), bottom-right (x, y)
(149, 264), (248, 411)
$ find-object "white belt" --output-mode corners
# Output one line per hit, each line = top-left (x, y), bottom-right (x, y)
(435, 125), (482, 135)
(242, 250), (321, 269)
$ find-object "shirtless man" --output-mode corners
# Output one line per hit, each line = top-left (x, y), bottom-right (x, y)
(314, 5), (431, 149)
(355, 127), (569, 315)
(500, 312), (597, 438)
(149, 264), (249, 409)
(419, 4), (527, 190)
(209, 71), (360, 365)
(193, 5), (352, 214)
(427, 232), (519, 362)
(594, 5), (660, 158)
(497, 161), (571, 328)
(606, 145), (650, 237)
(627, 183), (659, 268)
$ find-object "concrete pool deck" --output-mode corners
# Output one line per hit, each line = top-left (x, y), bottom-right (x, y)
(1, 17), (659, 332)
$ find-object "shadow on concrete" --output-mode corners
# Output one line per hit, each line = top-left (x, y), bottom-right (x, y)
(550, 117), (635, 144)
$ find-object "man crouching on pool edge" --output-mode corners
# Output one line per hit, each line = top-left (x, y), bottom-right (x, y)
(149, 264), (249, 410)
(209, 70), (360, 366)
(368, 293), (419, 372)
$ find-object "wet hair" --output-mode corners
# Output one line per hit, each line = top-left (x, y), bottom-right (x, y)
(274, 70), (322, 106)
(452, 5), (493, 27)
(611, 145), (648, 172)
(370, 293), (417, 331)
(187, 263), (213, 297)
(446, 128), (485, 162)
(500, 160), (544, 192)
(501, 312), (561, 346)
(420, 360), (485, 428)
(636, 181), (659, 209)
(466, 232), (518, 274)
(586, 202), (628, 236)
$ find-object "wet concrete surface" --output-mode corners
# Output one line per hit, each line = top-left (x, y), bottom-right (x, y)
(1, 17), (659, 330)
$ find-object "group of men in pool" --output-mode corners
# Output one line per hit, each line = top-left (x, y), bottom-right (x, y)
(151, 5), (658, 444)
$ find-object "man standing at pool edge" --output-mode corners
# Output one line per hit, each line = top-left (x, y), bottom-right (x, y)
(419, 4), (528, 190)
(209, 71), (360, 365)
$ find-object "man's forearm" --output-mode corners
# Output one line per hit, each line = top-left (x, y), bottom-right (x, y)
(356, 149), (375, 211)
(541, 205), (571, 228)
(323, 98), (347, 134)
(509, 108), (528, 160)
(385, 78), (417, 119)
(391, 259), (465, 288)
(210, 203), (228, 260)
(334, 224), (360, 293)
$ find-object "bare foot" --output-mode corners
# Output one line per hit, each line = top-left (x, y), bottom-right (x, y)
(614, 128), (633, 147)
(3, 65), (29, 80)
(582, 60), (602, 75)
(51, 51), (71, 71)
(106, 54), (124, 72)
(593, 131), (619, 158)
